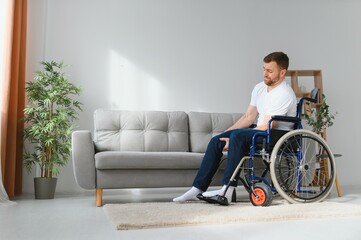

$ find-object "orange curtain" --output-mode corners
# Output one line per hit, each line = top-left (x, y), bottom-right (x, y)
(1, 0), (27, 198)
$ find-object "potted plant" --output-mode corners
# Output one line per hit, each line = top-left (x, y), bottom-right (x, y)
(23, 61), (82, 199)
(302, 93), (337, 135)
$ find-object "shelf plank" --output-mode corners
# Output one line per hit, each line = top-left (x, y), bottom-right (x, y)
(286, 70), (322, 76)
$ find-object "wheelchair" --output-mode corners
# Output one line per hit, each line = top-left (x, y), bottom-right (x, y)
(211, 97), (336, 206)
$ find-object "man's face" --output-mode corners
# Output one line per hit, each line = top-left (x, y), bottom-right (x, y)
(263, 61), (285, 87)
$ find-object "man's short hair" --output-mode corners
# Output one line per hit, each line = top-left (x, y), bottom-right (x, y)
(263, 52), (289, 70)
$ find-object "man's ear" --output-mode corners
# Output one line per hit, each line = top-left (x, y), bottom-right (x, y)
(280, 69), (287, 78)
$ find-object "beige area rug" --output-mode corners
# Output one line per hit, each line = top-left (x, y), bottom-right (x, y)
(103, 200), (361, 230)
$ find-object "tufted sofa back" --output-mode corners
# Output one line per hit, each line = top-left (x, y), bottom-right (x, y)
(94, 110), (189, 152)
(188, 112), (243, 153)
(93, 109), (243, 153)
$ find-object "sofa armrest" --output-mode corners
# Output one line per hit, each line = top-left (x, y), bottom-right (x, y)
(72, 130), (96, 190)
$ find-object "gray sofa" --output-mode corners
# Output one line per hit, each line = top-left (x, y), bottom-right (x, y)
(72, 109), (243, 206)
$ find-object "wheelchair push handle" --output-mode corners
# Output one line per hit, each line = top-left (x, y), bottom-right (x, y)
(296, 96), (318, 119)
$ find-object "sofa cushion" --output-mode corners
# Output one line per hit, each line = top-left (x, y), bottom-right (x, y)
(95, 151), (209, 170)
(188, 112), (243, 153)
(93, 110), (189, 152)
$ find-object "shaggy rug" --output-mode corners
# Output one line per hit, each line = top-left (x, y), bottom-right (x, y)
(103, 200), (361, 230)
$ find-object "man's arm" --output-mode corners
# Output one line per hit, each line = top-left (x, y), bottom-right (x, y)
(225, 105), (278, 132)
(220, 105), (258, 151)
(253, 115), (275, 131)
(226, 105), (258, 131)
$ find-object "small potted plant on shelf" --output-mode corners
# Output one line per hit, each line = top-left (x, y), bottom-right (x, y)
(23, 61), (82, 199)
(302, 93), (337, 135)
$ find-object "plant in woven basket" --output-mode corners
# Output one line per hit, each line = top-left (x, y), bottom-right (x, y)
(302, 93), (337, 135)
(23, 61), (82, 178)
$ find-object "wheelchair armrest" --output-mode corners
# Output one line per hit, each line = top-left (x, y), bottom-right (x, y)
(271, 115), (300, 123)
(268, 115), (301, 137)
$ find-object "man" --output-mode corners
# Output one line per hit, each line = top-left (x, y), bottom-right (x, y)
(173, 51), (297, 202)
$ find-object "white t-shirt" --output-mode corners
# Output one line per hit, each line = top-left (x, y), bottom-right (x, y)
(250, 81), (297, 130)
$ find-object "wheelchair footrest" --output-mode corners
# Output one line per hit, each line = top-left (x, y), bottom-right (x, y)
(197, 194), (229, 206)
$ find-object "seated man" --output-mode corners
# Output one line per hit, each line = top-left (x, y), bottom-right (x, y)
(173, 51), (297, 202)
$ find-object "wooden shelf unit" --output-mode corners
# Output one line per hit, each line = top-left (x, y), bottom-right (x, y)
(286, 70), (323, 102)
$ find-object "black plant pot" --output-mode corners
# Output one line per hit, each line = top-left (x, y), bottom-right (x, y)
(34, 177), (57, 199)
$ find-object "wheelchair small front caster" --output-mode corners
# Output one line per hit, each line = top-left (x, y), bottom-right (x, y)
(250, 183), (273, 207)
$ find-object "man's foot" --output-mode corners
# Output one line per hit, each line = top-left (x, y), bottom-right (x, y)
(173, 187), (203, 202)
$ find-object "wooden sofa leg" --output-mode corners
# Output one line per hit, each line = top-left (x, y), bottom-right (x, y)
(96, 188), (103, 207)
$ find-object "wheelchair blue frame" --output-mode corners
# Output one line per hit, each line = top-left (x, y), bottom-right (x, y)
(220, 96), (330, 206)
(200, 96), (335, 206)
(246, 97), (311, 190)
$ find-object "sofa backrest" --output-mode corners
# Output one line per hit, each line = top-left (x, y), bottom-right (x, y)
(188, 112), (243, 153)
(94, 110), (189, 152)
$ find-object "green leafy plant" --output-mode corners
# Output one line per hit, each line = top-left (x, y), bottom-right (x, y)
(302, 94), (337, 134)
(23, 61), (82, 178)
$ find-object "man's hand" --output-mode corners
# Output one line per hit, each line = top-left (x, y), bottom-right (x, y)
(220, 138), (229, 151)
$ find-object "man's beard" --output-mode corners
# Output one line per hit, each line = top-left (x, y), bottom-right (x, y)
(264, 74), (281, 86)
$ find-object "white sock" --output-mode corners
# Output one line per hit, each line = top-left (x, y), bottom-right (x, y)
(173, 187), (203, 202)
(202, 185), (235, 200)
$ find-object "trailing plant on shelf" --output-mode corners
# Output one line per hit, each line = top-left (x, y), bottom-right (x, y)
(23, 61), (82, 180)
(302, 93), (337, 135)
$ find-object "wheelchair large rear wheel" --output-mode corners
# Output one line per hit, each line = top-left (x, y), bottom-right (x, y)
(270, 129), (336, 204)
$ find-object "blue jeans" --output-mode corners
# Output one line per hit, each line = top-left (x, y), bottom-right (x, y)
(192, 128), (264, 191)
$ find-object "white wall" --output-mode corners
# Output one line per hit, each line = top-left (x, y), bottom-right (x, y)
(25, 0), (361, 194)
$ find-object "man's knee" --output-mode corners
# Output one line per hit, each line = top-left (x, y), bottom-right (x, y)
(229, 131), (244, 141)
(209, 136), (226, 149)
